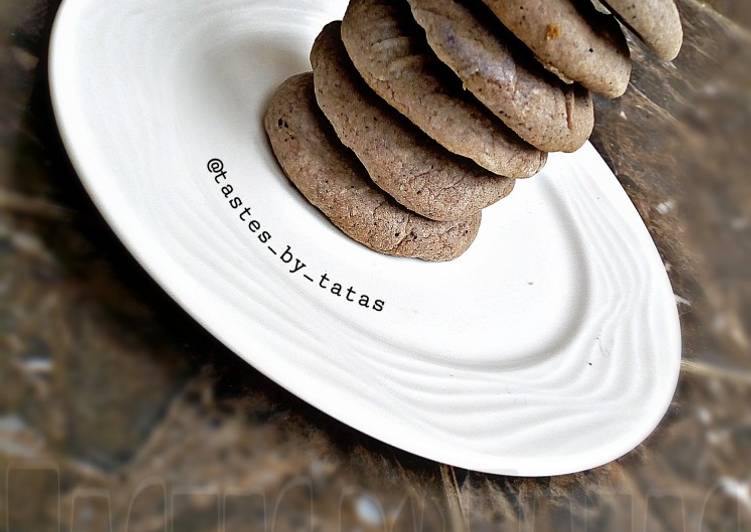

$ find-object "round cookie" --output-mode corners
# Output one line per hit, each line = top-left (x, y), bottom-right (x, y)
(340, 0), (545, 177)
(311, 22), (516, 223)
(482, 0), (631, 98)
(407, 0), (594, 153)
(603, 0), (683, 61)
(264, 74), (481, 262)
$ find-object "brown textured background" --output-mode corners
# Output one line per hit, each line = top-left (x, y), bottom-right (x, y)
(1, 1), (749, 530)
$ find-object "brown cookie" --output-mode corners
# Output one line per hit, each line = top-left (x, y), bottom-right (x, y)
(603, 0), (683, 61)
(482, 0), (631, 98)
(340, 0), (545, 177)
(264, 73), (481, 262)
(311, 22), (515, 222)
(408, 0), (594, 152)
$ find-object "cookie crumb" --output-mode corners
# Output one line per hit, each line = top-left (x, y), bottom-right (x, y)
(545, 24), (560, 40)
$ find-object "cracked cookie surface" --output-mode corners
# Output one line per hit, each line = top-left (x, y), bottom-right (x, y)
(482, 0), (631, 98)
(341, 0), (545, 176)
(264, 73), (481, 262)
(312, 22), (515, 222)
(408, 0), (593, 152)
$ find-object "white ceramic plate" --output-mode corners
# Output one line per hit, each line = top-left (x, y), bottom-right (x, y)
(49, 0), (681, 476)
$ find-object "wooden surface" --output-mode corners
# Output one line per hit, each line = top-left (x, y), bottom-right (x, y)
(1, 1), (749, 530)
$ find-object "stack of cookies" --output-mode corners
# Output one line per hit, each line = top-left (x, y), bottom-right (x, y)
(265, 0), (683, 262)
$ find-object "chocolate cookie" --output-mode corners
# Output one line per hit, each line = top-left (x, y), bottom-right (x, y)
(264, 74), (481, 262)
(340, 0), (545, 177)
(603, 0), (683, 61)
(408, 0), (594, 152)
(311, 22), (515, 222)
(482, 0), (631, 98)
